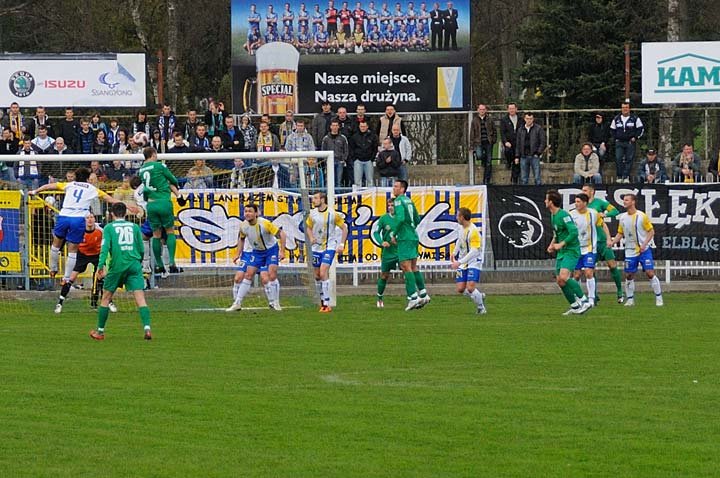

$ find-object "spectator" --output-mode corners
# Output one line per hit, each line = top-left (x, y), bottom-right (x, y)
(589, 112), (610, 166)
(311, 101), (333, 147)
(334, 106), (353, 138)
(184, 166), (212, 189)
(168, 131), (191, 153)
(57, 107), (80, 152)
(259, 113), (279, 136)
(16, 137), (40, 189)
(389, 123), (412, 181)
(92, 129), (109, 155)
(156, 104), (177, 148)
(229, 159), (246, 188)
(672, 143), (702, 183)
(132, 110), (151, 136)
(190, 159), (214, 187)
(500, 103), (520, 184)
(0, 127), (18, 182)
(470, 103), (496, 185)
(191, 123), (211, 152)
(149, 129), (163, 152)
(239, 114), (257, 152)
(105, 160), (128, 182)
(348, 103), (371, 136)
(76, 118), (95, 154)
(50, 137), (71, 155)
(31, 125), (54, 154)
(305, 156), (325, 189)
(204, 100), (225, 137)
(109, 130), (129, 155)
(209, 135), (226, 153)
(278, 110), (296, 148)
(267, 158), (292, 189)
(377, 103), (406, 140)
(207, 135), (232, 170)
(1, 102), (29, 141)
(257, 121), (281, 152)
(285, 118), (316, 154)
(90, 113), (107, 136)
(182, 109), (200, 141)
(89, 160), (108, 182)
(610, 102), (644, 183)
(221, 116), (243, 152)
(321, 119), (350, 186)
(29, 106), (53, 138)
(350, 120), (379, 188)
(106, 118), (121, 148)
(572, 142), (602, 185)
(515, 112), (545, 186)
(638, 149), (667, 184)
(113, 176), (135, 204)
(376, 137), (402, 186)
(708, 148), (719, 182)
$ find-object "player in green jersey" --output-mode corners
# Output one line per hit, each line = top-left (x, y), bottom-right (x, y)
(137, 147), (185, 277)
(582, 184), (624, 303)
(390, 179), (430, 311)
(90, 202), (153, 341)
(545, 190), (591, 315)
(373, 202), (399, 308)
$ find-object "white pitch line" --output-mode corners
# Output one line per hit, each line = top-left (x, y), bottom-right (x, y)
(190, 306), (302, 312)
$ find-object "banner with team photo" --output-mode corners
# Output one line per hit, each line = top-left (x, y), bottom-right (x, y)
(488, 185), (720, 262)
(172, 186), (486, 267)
(0, 191), (23, 272)
(230, 0), (471, 113)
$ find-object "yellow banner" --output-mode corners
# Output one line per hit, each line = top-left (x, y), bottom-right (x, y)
(0, 190), (22, 209)
(0, 190), (22, 272)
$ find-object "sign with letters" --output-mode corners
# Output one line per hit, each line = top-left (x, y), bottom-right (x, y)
(0, 191), (22, 272)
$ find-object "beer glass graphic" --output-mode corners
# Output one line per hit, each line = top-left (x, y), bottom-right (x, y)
(255, 42), (300, 115)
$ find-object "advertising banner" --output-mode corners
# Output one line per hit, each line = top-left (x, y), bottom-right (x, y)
(173, 186), (486, 267)
(0, 53), (146, 107)
(231, 0), (471, 113)
(489, 185), (720, 262)
(0, 191), (22, 272)
(642, 42), (720, 104)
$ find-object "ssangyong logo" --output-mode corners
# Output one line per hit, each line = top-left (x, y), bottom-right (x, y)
(656, 53), (720, 93)
(8, 71), (35, 98)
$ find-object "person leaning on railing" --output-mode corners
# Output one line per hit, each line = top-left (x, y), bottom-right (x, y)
(671, 143), (702, 183)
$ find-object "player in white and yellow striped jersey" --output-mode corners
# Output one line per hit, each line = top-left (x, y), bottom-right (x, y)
(450, 207), (486, 314)
(570, 193), (607, 307)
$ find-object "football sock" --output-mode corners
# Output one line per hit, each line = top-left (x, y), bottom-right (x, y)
(264, 282), (273, 303)
(568, 278), (585, 302)
(413, 271), (426, 297)
(377, 277), (387, 298)
(560, 283), (576, 305)
(315, 279), (323, 301)
(586, 278), (596, 302)
(470, 289), (484, 307)
(143, 239), (151, 268)
(321, 280), (330, 305)
(610, 267), (623, 296)
(97, 305), (110, 330)
(625, 279), (635, 299)
(139, 306), (151, 328)
(233, 282), (241, 300)
(235, 279), (252, 304)
(271, 279), (280, 303)
(162, 244), (170, 266)
(50, 246), (60, 273)
(403, 271), (417, 298)
(152, 238), (164, 269)
(92, 279), (103, 305)
(59, 280), (72, 304)
(64, 252), (77, 281)
(650, 276), (662, 296)
(166, 233), (177, 265)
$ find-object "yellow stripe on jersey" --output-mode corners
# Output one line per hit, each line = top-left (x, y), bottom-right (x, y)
(261, 217), (280, 236)
(641, 213), (653, 232)
(467, 226), (481, 249)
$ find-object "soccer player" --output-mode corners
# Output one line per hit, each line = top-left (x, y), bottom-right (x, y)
(137, 147), (185, 277)
(382, 23), (396, 51)
(298, 3), (310, 31)
(29, 167), (123, 283)
(265, 24), (280, 43)
(451, 207), (486, 314)
(266, 5), (279, 33)
(282, 3), (295, 33)
(379, 2), (392, 29)
(325, 0), (339, 39)
(312, 4), (325, 34)
(281, 25), (294, 43)
(306, 192), (348, 312)
(90, 202), (152, 341)
(582, 184), (624, 303)
(413, 20), (429, 50)
(245, 26), (263, 55)
(226, 204), (287, 312)
(545, 189), (592, 315)
(366, 1), (379, 31)
(397, 24), (411, 51)
(352, 23), (365, 53)
(54, 213), (117, 314)
(228, 240), (273, 310)
(373, 202), (398, 308)
(406, 1), (418, 36)
(352, 2), (367, 33)
(392, 2), (406, 33)
(389, 179), (429, 310)
(610, 193), (664, 307)
(296, 25), (312, 53)
(248, 4), (262, 32)
(367, 24), (382, 51)
(571, 193), (605, 308)
(313, 23), (330, 53)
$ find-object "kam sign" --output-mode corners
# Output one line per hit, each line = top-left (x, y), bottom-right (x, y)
(642, 42), (720, 104)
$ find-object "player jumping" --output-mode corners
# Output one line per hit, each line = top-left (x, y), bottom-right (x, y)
(451, 207), (486, 314)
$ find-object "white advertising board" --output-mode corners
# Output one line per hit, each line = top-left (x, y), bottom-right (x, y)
(0, 53), (146, 107)
(642, 41), (720, 104)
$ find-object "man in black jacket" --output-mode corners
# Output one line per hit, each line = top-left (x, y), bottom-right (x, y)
(220, 116), (243, 152)
(442, 1), (458, 51)
(515, 112), (546, 185)
(589, 113), (610, 168)
(57, 107), (80, 152)
(350, 121), (379, 188)
(499, 103), (520, 184)
(376, 137), (402, 186)
(429, 2), (443, 50)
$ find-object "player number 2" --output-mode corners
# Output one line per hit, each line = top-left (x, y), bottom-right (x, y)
(116, 225), (135, 245)
(142, 171), (157, 191)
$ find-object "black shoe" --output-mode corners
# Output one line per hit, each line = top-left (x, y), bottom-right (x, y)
(154, 266), (169, 279)
(144, 330), (152, 340)
(168, 265), (183, 274)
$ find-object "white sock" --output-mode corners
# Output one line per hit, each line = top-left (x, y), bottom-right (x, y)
(143, 240), (151, 268)
(264, 282), (273, 303)
(321, 279), (330, 305)
(315, 279), (323, 301)
(470, 289), (484, 307)
(50, 246), (60, 272)
(272, 279), (280, 303)
(586, 278), (596, 301)
(625, 279), (635, 299)
(232, 282), (241, 300)
(162, 245), (169, 266)
(64, 252), (77, 280)
(650, 276), (662, 296)
(235, 279), (252, 304)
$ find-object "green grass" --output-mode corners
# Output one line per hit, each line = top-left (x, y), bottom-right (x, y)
(1, 293), (719, 477)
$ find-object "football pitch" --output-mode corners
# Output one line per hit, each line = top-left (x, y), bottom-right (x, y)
(1, 293), (718, 477)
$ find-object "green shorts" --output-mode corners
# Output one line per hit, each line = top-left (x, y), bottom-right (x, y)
(147, 200), (175, 230)
(380, 255), (399, 273)
(103, 262), (145, 293)
(397, 240), (419, 262)
(555, 252), (580, 275)
(596, 240), (616, 262)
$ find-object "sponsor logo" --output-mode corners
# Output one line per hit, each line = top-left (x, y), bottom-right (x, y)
(497, 195), (544, 249)
(43, 80), (87, 89)
(261, 74), (294, 98)
(655, 53), (720, 93)
(8, 71), (35, 98)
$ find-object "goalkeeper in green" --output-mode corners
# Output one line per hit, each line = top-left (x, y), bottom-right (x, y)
(389, 179), (429, 311)
(90, 202), (153, 341)
(373, 202), (399, 308)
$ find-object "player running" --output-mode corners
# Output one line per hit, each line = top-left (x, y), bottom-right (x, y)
(389, 179), (429, 310)
(610, 193), (664, 307)
(54, 213), (117, 314)
(226, 203), (287, 312)
(306, 192), (348, 312)
(582, 184), (624, 303)
(451, 207), (486, 314)
(90, 202), (153, 341)
(373, 202), (399, 308)
(570, 193), (606, 308)
(29, 167), (123, 283)
(545, 189), (592, 315)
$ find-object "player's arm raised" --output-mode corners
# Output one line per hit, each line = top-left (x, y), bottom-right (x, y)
(28, 182), (63, 196)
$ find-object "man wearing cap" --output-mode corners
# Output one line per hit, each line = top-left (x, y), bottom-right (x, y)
(589, 113), (610, 168)
(638, 149), (667, 184)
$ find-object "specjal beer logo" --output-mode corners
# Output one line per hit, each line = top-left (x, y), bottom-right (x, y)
(260, 74), (294, 98)
(9, 71), (35, 98)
